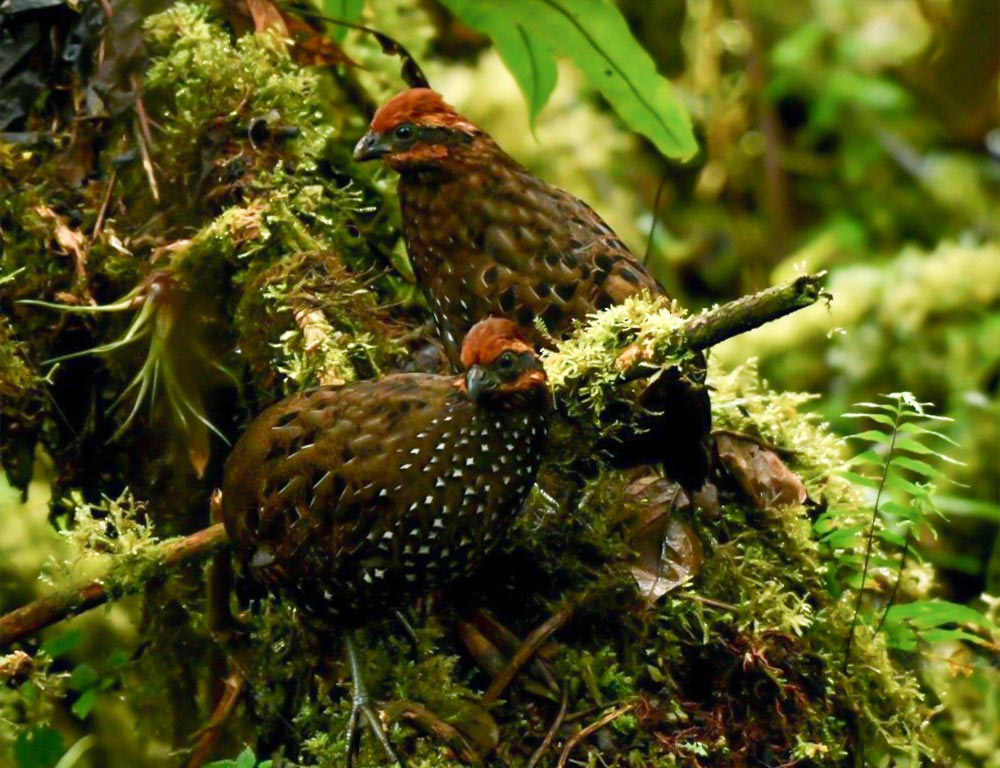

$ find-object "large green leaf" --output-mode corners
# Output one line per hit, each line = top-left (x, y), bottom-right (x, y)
(882, 600), (997, 651)
(442, 0), (697, 159)
(438, 0), (557, 130)
(323, 0), (365, 42)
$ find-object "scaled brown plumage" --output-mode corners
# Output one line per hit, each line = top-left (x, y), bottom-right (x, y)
(355, 89), (711, 488)
(222, 318), (550, 625)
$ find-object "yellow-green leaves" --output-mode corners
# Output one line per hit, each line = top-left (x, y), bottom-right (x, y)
(438, 0), (697, 159)
(322, 0), (364, 42)
(441, 0), (557, 132)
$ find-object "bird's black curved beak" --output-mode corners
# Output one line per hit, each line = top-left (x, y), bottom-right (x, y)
(353, 131), (390, 161)
(466, 365), (494, 402)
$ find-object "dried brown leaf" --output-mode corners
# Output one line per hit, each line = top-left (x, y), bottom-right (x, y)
(35, 205), (89, 288)
(716, 432), (808, 510)
(623, 472), (703, 603)
(246, 0), (289, 37)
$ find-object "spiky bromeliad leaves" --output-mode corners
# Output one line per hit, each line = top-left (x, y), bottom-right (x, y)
(21, 271), (231, 477)
(354, 88), (711, 490)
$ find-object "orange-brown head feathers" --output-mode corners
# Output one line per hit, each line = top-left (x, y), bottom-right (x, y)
(459, 318), (548, 405)
(370, 88), (475, 134)
(460, 317), (532, 369)
(354, 89), (481, 170)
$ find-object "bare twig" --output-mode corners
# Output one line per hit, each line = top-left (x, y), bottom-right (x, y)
(92, 168), (117, 239)
(526, 686), (569, 768)
(187, 670), (246, 768)
(483, 604), (574, 704)
(681, 273), (828, 354)
(556, 702), (637, 768)
(613, 273), (828, 383)
(0, 524), (230, 648)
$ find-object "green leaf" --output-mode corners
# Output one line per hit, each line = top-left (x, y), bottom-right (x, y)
(438, 0), (558, 130)
(838, 470), (879, 489)
(849, 429), (893, 445)
(15, 726), (65, 768)
(883, 474), (932, 500)
(879, 501), (922, 524)
(461, 0), (697, 159)
(323, 0), (365, 42)
(843, 412), (896, 427)
(40, 629), (83, 658)
(236, 748), (257, 768)
(821, 522), (865, 548)
(897, 421), (958, 444)
(885, 600), (997, 632)
(71, 688), (98, 720)
(936, 494), (1000, 523)
(892, 436), (944, 457)
(917, 627), (992, 646)
(847, 450), (887, 468)
(876, 528), (907, 547)
(68, 663), (99, 691)
(848, 401), (902, 414)
(892, 456), (945, 479)
(106, 649), (130, 671)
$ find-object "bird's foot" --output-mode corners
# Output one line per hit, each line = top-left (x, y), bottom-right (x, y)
(393, 609), (422, 661)
(344, 634), (406, 768)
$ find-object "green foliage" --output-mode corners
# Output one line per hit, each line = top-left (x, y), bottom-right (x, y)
(323, 0), (365, 42)
(815, 394), (998, 671)
(1, 0), (992, 765)
(436, 0), (697, 158)
(205, 747), (273, 768)
(542, 293), (690, 418)
(434, 0), (557, 131)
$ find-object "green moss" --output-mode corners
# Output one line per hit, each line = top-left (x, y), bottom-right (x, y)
(543, 294), (691, 420)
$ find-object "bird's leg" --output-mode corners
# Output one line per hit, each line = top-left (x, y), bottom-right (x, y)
(343, 633), (405, 768)
(393, 609), (421, 660)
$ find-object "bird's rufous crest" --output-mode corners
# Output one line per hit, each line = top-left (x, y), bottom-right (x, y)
(370, 88), (478, 134)
(460, 317), (534, 370)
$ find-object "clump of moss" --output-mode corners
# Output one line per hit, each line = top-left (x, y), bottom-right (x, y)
(542, 293), (691, 420)
(143, 4), (334, 196)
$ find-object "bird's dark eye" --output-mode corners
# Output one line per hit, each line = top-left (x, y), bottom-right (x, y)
(496, 351), (517, 372)
(394, 123), (415, 141)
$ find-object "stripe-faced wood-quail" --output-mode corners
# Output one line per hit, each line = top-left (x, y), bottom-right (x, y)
(221, 317), (549, 763)
(354, 89), (711, 489)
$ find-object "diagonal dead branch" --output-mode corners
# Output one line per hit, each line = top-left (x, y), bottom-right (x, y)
(0, 523), (230, 648)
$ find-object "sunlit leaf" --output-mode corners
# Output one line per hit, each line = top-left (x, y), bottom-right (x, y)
(839, 469), (880, 489)
(438, 0), (557, 130)
(444, 0), (697, 159)
(848, 449), (888, 468)
(842, 412), (896, 427)
(892, 456), (945, 479)
(40, 629), (83, 658)
(897, 421), (958, 444)
(68, 663), (99, 691)
(14, 726), (64, 768)
(883, 474), (932, 500)
(849, 429), (893, 445)
(323, 0), (364, 41)
(71, 688), (98, 720)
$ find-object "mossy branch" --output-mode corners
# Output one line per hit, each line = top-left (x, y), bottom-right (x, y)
(545, 272), (828, 416)
(0, 277), (825, 648)
(0, 523), (230, 648)
(684, 272), (829, 352)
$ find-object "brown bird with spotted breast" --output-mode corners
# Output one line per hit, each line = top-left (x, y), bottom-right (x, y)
(222, 317), (549, 764)
(354, 88), (711, 489)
